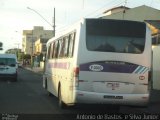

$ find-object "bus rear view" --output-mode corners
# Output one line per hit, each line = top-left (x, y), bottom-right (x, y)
(76, 19), (152, 107)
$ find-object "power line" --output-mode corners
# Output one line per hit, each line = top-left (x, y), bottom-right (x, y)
(56, 0), (128, 33)
(93, 0), (126, 18)
(27, 7), (55, 36)
(84, 0), (122, 18)
(27, 7), (53, 27)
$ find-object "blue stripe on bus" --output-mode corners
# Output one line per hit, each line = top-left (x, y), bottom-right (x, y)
(80, 61), (149, 74)
(134, 66), (144, 74)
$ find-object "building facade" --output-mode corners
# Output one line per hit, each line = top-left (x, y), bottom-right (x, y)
(22, 26), (53, 55)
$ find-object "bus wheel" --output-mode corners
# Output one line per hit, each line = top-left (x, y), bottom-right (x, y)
(58, 86), (66, 109)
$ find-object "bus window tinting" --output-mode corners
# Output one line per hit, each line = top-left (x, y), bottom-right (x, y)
(64, 36), (69, 57)
(86, 19), (146, 54)
(68, 32), (75, 57)
(47, 44), (51, 59)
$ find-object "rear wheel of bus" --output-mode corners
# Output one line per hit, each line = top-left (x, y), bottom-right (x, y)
(45, 79), (52, 96)
(58, 85), (66, 109)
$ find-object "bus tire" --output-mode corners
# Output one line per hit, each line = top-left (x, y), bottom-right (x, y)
(58, 85), (66, 109)
(45, 79), (52, 96)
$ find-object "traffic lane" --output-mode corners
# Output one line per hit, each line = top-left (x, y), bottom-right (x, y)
(0, 68), (158, 115)
(19, 68), (121, 113)
(0, 79), (55, 114)
(17, 68), (112, 114)
(17, 68), (160, 114)
(17, 68), (120, 114)
(0, 68), (72, 114)
(18, 68), (79, 114)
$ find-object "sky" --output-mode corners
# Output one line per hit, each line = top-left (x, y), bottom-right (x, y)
(0, 0), (160, 53)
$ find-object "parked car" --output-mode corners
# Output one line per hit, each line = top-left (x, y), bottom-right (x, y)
(0, 54), (18, 82)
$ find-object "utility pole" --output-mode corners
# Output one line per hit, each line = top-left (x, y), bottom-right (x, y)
(31, 30), (34, 69)
(15, 43), (20, 60)
(27, 7), (56, 68)
(53, 7), (55, 37)
(123, 0), (127, 20)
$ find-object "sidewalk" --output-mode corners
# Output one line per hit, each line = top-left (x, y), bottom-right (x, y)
(23, 66), (43, 75)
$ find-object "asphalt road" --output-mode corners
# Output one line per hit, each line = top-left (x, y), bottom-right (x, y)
(0, 68), (159, 120)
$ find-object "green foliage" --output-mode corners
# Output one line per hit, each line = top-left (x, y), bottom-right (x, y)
(23, 54), (31, 60)
(17, 52), (24, 61)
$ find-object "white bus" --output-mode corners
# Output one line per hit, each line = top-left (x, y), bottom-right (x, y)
(43, 18), (152, 108)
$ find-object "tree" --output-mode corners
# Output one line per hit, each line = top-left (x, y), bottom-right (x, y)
(5, 48), (22, 61)
(23, 54), (31, 60)
(22, 54), (31, 65)
(17, 52), (24, 61)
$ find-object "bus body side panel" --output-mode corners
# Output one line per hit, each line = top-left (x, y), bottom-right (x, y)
(56, 24), (82, 105)
(43, 23), (82, 105)
(45, 59), (58, 97)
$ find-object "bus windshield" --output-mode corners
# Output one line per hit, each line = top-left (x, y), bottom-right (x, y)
(86, 19), (146, 54)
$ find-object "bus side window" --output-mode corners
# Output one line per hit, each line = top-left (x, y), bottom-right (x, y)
(59, 38), (65, 58)
(68, 32), (76, 57)
(51, 42), (55, 58)
(47, 44), (51, 59)
(64, 36), (69, 57)
(54, 40), (60, 58)
(49, 43), (54, 59)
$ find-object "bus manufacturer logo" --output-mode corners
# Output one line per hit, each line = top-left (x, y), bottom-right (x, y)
(89, 64), (103, 72)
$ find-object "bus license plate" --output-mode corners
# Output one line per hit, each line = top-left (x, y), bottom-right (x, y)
(104, 95), (123, 99)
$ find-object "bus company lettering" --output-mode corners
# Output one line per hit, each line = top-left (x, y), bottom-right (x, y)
(89, 64), (104, 72)
(48, 62), (70, 69)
